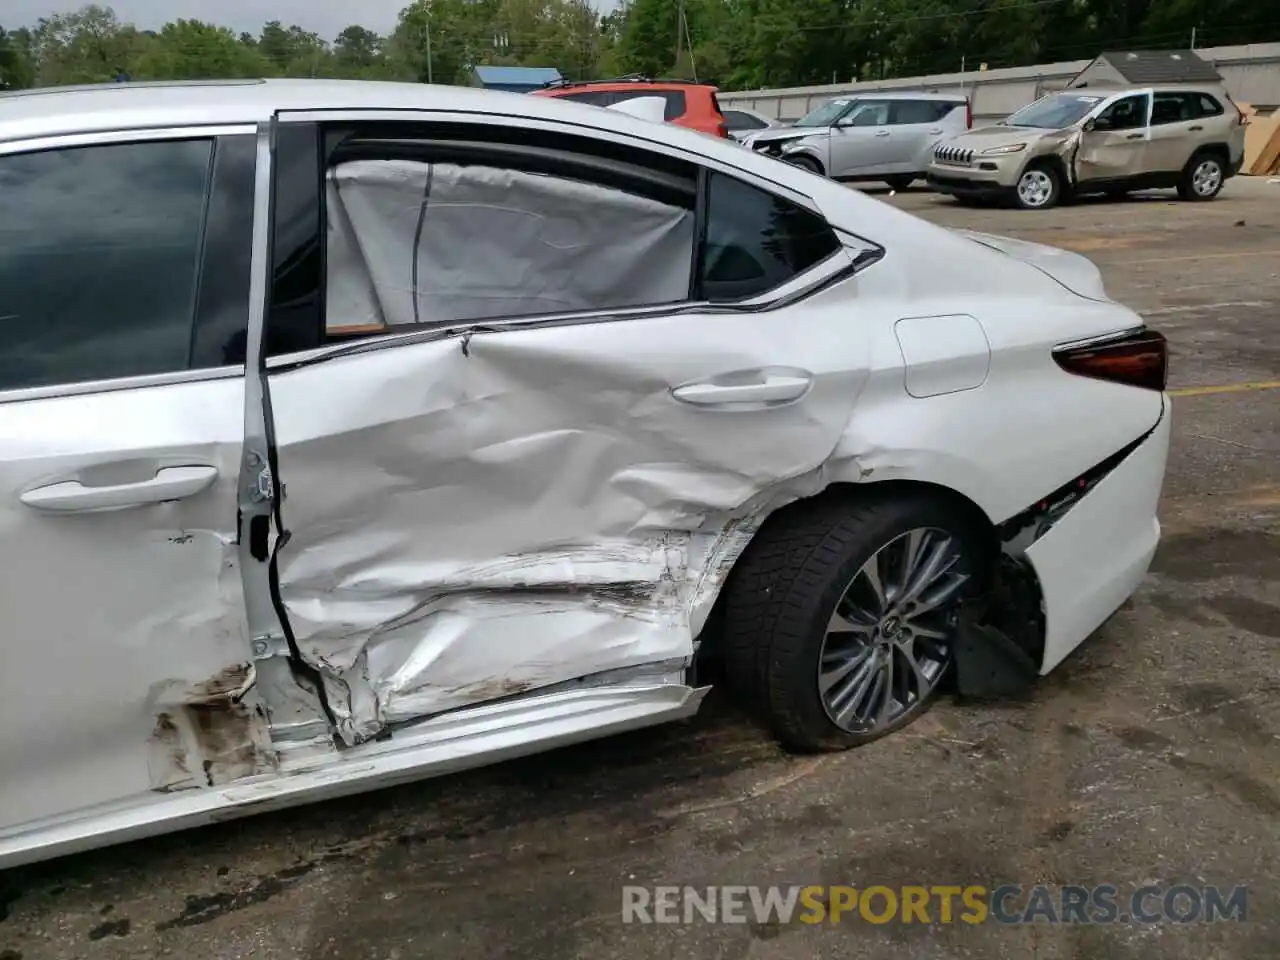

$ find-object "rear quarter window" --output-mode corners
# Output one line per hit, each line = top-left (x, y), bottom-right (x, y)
(657, 91), (688, 121)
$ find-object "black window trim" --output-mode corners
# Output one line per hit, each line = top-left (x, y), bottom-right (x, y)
(0, 123), (258, 405)
(264, 113), (882, 372)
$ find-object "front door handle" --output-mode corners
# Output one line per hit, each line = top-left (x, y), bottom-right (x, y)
(672, 374), (812, 406)
(874, 129), (891, 137)
(20, 465), (219, 512)
(1189, 124), (1203, 131)
(1125, 133), (1144, 140)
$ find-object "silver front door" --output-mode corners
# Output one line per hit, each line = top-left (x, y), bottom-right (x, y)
(828, 99), (895, 177)
(0, 131), (269, 835)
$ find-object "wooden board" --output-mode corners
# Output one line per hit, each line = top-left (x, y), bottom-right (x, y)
(1246, 111), (1280, 175)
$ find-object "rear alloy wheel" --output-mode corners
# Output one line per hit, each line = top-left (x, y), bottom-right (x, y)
(1178, 154), (1225, 201)
(720, 495), (986, 752)
(1014, 164), (1060, 210)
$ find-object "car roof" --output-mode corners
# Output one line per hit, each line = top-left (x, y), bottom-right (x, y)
(0, 78), (717, 145)
(828, 91), (967, 102)
(1054, 82), (1229, 95)
(539, 80), (716, 92)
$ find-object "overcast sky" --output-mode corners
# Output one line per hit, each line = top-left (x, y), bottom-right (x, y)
(5, 1), (492, 42)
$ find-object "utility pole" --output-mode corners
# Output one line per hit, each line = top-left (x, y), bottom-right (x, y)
(674, 0), (683, 77)
(1190, 26), (1197, 49)
(425, 16), (433, 83)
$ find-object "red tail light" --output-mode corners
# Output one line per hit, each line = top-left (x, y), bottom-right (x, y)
(965, 99), (972, 128)
(1053, 328), (1168, 391)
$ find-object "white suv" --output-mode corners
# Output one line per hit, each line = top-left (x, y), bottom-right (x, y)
(744, 92), (971, 190)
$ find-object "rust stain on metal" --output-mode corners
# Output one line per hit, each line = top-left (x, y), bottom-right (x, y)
(147, 663), (276, 793)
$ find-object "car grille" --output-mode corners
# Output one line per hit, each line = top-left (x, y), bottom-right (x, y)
(934, 144), (975, 165)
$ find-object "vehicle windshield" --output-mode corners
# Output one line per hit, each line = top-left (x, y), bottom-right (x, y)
(1006, 92), (1105, 129)
(796, 99), (851, 127)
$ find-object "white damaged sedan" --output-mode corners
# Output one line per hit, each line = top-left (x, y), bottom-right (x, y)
(0, 79), (1169, 867)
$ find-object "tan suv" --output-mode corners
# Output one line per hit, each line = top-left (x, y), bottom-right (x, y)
(926, 85), (1247, 210)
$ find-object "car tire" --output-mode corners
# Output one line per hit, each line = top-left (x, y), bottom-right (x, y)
(1013, 162), (1061, 210)
(719, 492), (990, 753)
(786, 155), (824, 176)
(1177, 152), (1226, 201)
(886, 176), (915, 191)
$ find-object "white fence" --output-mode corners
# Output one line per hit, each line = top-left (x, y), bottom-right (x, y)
(717, 42), (1280, 124)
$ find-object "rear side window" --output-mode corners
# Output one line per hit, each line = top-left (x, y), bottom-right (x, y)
(556, 90), (617, 107)
(723, 110), (768, 131)
(892, 100), (948, 124)
(0, 138), (217, 392)
(698, 172), (842, 301)
(1196, 93), (1224, 116)
(656, 91), (687, 121)
(1151, 92), (1224, 125)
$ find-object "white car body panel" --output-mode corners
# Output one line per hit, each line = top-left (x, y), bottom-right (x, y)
(1029, 407), (1170, 672)
(0, 378), (262, 828)
(0, 79), (1170, 867)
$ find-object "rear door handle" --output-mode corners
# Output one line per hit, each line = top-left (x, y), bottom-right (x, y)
(874, 129), (891, 137)
(20, 465), (219, 512)
(1125, 133), (1144, 140)
(672, 374), (812, 406)
(1189, 124), (1203, 131)
(927, 128), (944, 134)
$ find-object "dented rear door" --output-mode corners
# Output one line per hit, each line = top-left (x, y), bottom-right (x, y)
(259, 111), (876, 745)
(0, 128), (268, 836)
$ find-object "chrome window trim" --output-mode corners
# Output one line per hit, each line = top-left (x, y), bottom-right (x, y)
(275, 107), (821, 211)
(0, 124), (256, 402)
(0, 123), (257, 155)
(0, 366), (244, 405)
(266, 247), (864, 372)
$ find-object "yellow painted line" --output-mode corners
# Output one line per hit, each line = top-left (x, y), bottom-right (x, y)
(1118, 249), (1280, 265)
(1169, 380), (1280, 397)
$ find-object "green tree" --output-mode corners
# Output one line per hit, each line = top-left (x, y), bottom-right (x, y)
(130, 19), (270, 80)
(0, 26), (36, 89)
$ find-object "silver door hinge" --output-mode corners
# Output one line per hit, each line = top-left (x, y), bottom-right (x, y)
(246, 451), (274, 503)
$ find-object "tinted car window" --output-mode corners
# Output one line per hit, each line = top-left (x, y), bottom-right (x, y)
(698, 172), (842, 301)
(844, 101), (891, 127)
(656, 91), (687, 121)
(1095, 94), (1149, 131)
(558, 90), (617, 107)
(724, 110), (768, 131)
(892, 100), (949, 125)
(1197, 93), (1224, 116)
(0, 139), (213, 391)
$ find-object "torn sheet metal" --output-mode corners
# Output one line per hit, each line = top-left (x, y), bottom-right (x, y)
(268, 275), (873, 744)
(325, 160), (695, 334)
(0, 378), (269, 832)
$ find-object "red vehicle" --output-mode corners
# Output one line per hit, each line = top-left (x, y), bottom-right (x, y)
(532, 75), (730, 138)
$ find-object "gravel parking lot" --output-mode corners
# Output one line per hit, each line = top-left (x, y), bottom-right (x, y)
(3, 178), (1277, 960)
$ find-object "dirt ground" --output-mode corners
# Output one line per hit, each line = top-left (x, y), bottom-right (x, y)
(2, 178), (1278, 960)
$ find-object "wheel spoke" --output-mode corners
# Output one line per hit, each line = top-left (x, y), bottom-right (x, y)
(910, 571), (970, 616)
(876, 654), (896, 724)
(817, 524), (970, 735)
(859, 554), (889, 615)
(832, 655), (881, 727)
(820, 646), (873, 696)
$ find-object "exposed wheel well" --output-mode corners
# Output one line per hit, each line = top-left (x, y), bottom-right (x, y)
(1190, 142), (1230, 165)
(1023, 154), (1068, 183)
(788, 153), (825, 176)
(695, 480), (1000, 666)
